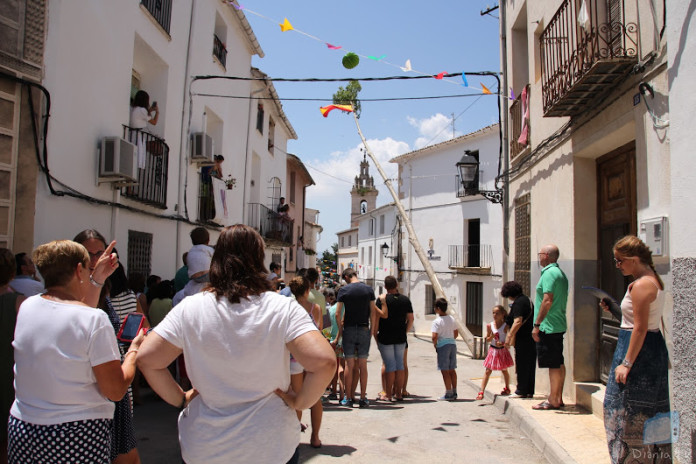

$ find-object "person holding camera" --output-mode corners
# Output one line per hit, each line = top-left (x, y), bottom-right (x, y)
(8, 240), (143, 464)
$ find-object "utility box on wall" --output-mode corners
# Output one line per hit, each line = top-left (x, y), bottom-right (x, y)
(640, 217), (668, 256)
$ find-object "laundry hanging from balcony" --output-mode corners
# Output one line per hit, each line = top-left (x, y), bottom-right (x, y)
(518, 86), (529, 146)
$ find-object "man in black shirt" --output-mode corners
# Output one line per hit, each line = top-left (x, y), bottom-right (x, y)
(336, 268), (378, 408)
(375, 276), (413, 401)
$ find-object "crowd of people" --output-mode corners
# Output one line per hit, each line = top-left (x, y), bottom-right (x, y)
(0, 231), (670, 463)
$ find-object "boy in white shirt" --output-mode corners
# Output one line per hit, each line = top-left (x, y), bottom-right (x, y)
(431, 298), (458, 401)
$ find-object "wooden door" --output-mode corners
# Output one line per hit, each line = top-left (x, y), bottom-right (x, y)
(596, 142), (636, 383)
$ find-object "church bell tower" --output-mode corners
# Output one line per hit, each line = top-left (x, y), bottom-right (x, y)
(350, 153), (378, 227)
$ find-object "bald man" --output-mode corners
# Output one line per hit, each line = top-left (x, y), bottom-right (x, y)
(531, 244), (568, 410)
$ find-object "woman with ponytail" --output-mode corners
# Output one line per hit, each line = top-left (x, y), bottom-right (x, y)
(600, 235), (671, 463)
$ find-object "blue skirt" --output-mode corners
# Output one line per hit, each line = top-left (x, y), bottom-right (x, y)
(603, 330), (672, 463)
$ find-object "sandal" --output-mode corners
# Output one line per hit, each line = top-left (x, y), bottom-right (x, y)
(376, 391), (389, 401)
(500, 387), (511, 396)
(402, 390), (411, 398)
(476, 391), (484, 400)
(532, 400), (561, 410)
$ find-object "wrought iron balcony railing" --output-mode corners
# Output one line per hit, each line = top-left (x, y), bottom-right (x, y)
(448, 244), (493, 270)
(213, 34), (227, 68)
(140, 0), (172, 34)
(247, 203), (294, 246)
(510, 85), (530, 159)
(540, 0), (638, 117)
(122, 126), (169, 209)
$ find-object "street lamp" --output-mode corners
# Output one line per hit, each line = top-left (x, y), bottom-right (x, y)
(456, 149), (503, 204)
(381, 242), (389, 258)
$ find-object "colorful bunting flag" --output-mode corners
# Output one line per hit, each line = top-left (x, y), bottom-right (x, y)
(326, 43), (342, 50)
(434, 72), (447, 80)
(279, 18), (293, 32)
(510, 87), (515, 100)
(319, 104), (354, 117)
(400, 59), (412, 72)
(461, 73), (469, 87)
(367, 55), (386, 61)
(481, 83), (492, 94)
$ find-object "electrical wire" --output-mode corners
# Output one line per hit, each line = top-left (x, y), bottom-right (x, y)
(193, 72), (501, 85)
(192, 92), (489, 102)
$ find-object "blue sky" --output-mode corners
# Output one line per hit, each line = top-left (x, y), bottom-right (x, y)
(244, 1), (502, 253)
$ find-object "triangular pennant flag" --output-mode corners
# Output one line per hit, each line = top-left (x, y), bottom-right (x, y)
(400, 59), (412, 72)
(510, 87), (515, 100)
(319, 104), (354, 117)
(279, 18), (294, 32)
(461, 73), (469, 87)
(229, 1), (243, 9)
(367, 55), (386, 61)
(326, 43), (342, 50)
(481, 83), (492, 94)
(434, 71), (447, 80)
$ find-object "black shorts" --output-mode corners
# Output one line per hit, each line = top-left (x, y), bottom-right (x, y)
(536, 331), (565, 368)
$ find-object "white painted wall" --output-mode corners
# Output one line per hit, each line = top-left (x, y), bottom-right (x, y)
(356, 204), (398, 294)
(336, 228), (358, 275)
(391, 126), (503, 334)
(36, 1), (292, 279)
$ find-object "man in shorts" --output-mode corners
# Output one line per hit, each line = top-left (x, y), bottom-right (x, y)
(532, 244), (569, 410)
(335, 268), (376, 408)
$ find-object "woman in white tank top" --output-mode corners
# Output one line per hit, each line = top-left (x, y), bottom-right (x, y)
(600, 235), (670, 464)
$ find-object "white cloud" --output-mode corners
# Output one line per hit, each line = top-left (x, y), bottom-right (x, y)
(408, 113), (461, 149)
(306, 137), (409, 251)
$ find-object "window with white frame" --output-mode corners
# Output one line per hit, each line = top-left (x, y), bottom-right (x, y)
(425, 284), (436, 315)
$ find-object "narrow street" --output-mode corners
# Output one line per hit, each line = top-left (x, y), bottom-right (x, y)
(134, 333), (545, 463)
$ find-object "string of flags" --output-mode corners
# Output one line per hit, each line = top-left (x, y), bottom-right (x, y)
(226, 1), (497, 95)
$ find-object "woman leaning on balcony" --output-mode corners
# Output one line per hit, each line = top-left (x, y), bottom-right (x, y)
(129, 90), (159, 169)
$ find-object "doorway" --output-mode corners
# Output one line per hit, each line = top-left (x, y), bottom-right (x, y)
(596, 142), (636, 383)
(468, 219), (481, 267)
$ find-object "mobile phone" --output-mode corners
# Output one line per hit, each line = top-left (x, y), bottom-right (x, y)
(117, 313), (144, 343)
(152, 101), (158, 108)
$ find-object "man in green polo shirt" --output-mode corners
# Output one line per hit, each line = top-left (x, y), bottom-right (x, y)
(531, 244), (568, 410)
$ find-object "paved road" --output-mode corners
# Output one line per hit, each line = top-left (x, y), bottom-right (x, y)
(134, 333), (546, 463)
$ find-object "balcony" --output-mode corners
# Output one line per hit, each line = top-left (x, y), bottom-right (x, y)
(247, 203), (293, 246)
(141, 0), (172, 34)
(448, 244), (493, 273)
(213, 34), (227, 68)
(510, 85), (530, 160)
(540, 0), (638, 117)
(121, 126), (169, 209)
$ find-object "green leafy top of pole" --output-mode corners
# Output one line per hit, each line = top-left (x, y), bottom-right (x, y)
(332, 80), (362, 118)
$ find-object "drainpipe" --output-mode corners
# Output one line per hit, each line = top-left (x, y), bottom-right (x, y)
(369, 212), (377, 290)
(500, 0), (510, 283)
(176, 0), (196, 264)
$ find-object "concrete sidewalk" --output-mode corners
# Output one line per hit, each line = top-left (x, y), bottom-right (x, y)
(451, 334), (610, 464)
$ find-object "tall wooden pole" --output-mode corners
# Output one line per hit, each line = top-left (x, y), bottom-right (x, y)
(352, 112), (479, 357)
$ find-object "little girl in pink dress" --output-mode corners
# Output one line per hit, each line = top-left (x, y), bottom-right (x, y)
(476, 305), (515, 400)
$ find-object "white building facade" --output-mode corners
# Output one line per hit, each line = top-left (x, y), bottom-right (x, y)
(20, 1), (295, 278)
(336, 227), (358, 276)
(356, 203), (398, 295)
(391, 125), (503, 335)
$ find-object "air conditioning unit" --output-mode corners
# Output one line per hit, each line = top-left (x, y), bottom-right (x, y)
(100, 137), (137, 182)
(191, 132), (213, 162)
